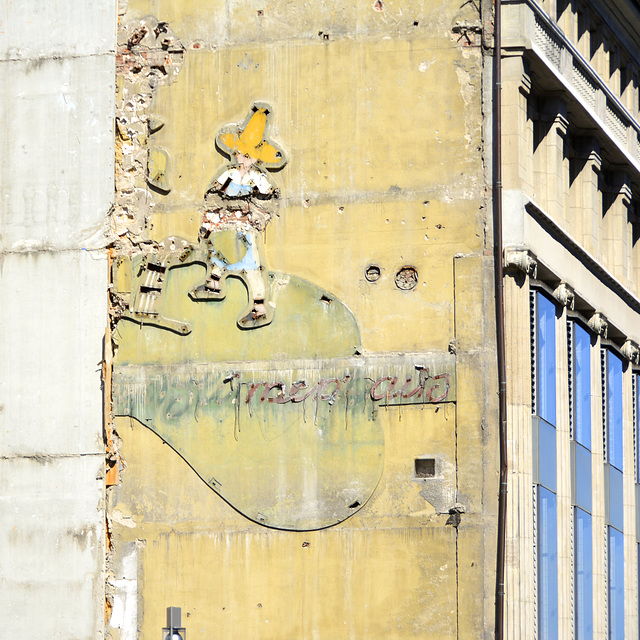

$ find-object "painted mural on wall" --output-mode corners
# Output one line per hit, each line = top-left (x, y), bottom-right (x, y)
(121, 103), (285, 333)
(112, 36), (456, 530)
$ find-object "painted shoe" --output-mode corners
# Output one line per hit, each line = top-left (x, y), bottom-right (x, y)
(189, 279), (226, 300)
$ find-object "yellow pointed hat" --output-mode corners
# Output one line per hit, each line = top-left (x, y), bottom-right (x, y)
(216, 104), (286, 169)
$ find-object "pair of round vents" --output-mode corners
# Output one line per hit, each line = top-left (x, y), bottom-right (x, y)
(365, 264), (418, 290)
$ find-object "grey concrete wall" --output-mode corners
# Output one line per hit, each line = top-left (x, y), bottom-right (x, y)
(0, 2), (115, 637)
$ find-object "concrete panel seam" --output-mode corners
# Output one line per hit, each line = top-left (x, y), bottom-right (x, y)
(0, 51), (116, 64)
(0, 453), (105, 461)
(0, 247), (111, 257)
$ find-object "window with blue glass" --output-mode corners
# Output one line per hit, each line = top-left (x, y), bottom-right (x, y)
(606, 350), (623, 472)
(574, 507), (592, 640)
(533, 291), (558, 639)
(570, 321), (593, 640)
(608, 527), (624, 640)
(604, 351), (623, 535)
(538, 486), (558, 640)
(603, 349), (624, 640)
(535, 292), (557, 426)
(572, 322), (591, 448)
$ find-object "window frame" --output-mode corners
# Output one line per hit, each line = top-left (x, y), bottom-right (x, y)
(568, 316), (594, 640)
(532, 289), (559, 640)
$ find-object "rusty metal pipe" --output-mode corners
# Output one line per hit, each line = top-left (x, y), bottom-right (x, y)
(492, 0), (507, 635)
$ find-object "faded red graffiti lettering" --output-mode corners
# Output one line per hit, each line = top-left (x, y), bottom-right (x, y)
(370, 376), (399, 400)
(245, 381), (267, 404)
(400, 377), (424, 399)
(319, 378), (341, 402)
(242, 372), (450, 407)
(426, 373), (450, 402)
(291, 381), (322, 403)
(263, 382), (286, 403)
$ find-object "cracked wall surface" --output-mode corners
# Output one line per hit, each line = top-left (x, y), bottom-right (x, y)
(105, 0), (498, 638)
(0, 1), (115, 638)
(0, 0), (498, 638)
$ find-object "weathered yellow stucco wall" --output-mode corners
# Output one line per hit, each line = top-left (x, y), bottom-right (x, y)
(108, 0), (497, 637)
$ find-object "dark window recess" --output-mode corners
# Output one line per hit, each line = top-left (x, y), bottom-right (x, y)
(415, 458), (436, 478)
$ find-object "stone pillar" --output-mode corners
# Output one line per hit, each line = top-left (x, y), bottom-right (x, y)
(534, 98), (568, 222)
(552, 284), (573, 640)
(607, 40), (620, 95)
(619, 62), (636, 115)
(603, 170), (632, 284)
(621, 343), (639, 639)
(588, 314), (608, 640)
(545, 0), (558, 23)
(557, 0), (577, 42)
(504, 256), (537, 640)
(502, 53), (534, 198)
(576, 9), (591, 61)
(632, 207), (640, 298)
(590, 22), (608, 79)
(573, 137), (602, 258)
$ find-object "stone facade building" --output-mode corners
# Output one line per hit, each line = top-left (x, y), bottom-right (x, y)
(501, 0), (640, 636)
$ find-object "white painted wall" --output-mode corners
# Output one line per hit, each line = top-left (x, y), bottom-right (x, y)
(0, 2), (115, 637)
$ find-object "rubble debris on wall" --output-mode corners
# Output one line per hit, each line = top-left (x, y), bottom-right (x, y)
(113, 16), (184, 243)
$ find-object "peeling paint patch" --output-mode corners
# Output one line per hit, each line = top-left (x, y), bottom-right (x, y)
(110, 509), (137, 528)
(109, 548), (138, 640)
(416, 454), (458, 514)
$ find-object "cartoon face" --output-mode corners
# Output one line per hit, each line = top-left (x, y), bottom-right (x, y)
(236, 151), (257, 171)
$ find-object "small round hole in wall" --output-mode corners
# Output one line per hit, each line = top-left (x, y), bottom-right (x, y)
(365, 264), (381, 282)
(395, 266), (418, 290)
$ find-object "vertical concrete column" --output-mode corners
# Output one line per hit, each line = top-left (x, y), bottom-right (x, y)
(504, 263), (535, 640)
(502, 54), (534, 198)
(0, 2), (115, 638)
(553, 285), (573, 640)
(602, 171), (632, 284)
(574, 137), (602, 258)
(587, 315), (607, 640)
